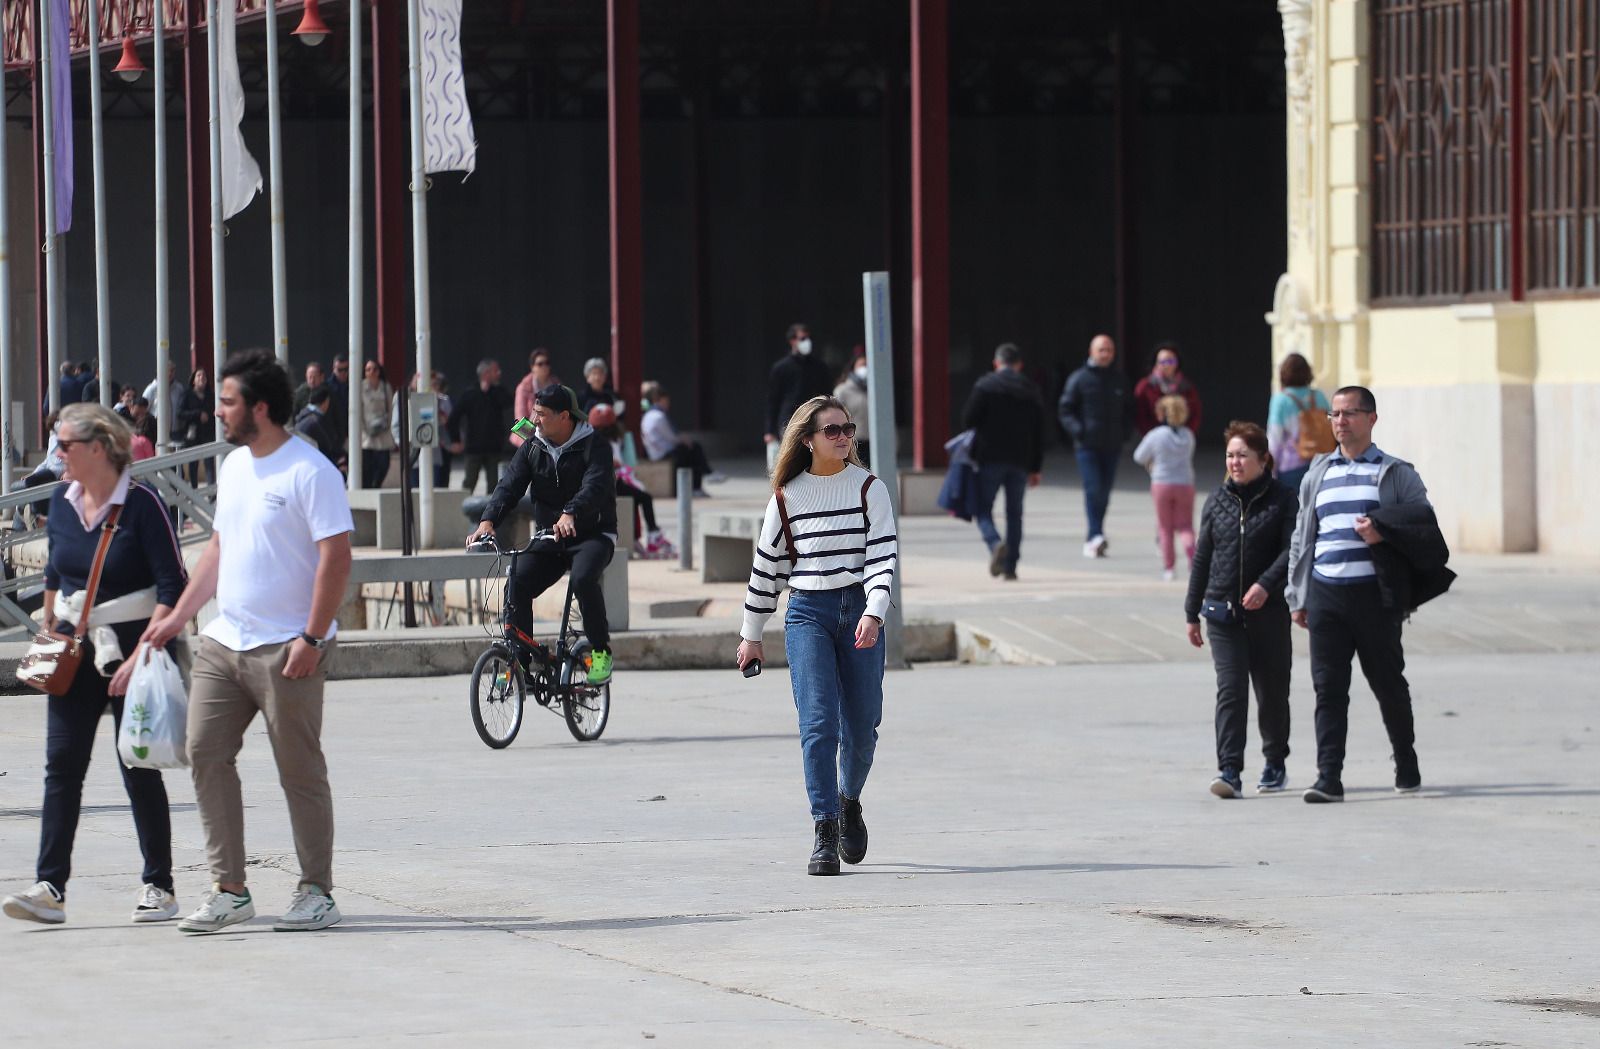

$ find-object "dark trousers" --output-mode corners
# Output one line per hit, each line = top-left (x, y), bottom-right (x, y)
(38, 652), (173, 896)
(361, 449), (392, 489)
(617, 478), (658, 533)
(663, 443), (712, 491)
(1307, 580), (1415, 778)
(462, 453), (502, 494)
(508, 536), (615, 650)
(1207, 608), (1292, 773)
(1075, 447), (1120, 540)
(974, 462), (1027, 573)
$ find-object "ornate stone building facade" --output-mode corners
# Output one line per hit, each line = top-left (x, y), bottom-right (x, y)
(1268, 0), (1599, 554)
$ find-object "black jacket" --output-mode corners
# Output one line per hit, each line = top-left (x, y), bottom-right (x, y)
(174, 386), (212, 446)
(961, 369), (1045, 472)
(1368, 503), (1455, 613)
(578, 383), (618, 415)
(1185, 475), (1299, 623)
(448, 383), (515, 456)
(480, 425), (618, 540)
(765, 352), (834, 436)
(1057, 362), (1134, 451)
(294, 407), (340, 464)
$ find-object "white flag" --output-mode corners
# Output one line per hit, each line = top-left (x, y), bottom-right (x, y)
(217, 0), (263, 218)
(421, 0), (477, 175)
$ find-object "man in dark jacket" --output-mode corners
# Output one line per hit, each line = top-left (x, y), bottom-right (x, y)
(1058, 333), (1133, 558)
(764, 322), (833, 465)
(293, 386), (341, 466)
(467, 385), (617, 685)
(447, 358), (516, 494)
(961, 342), (1044, 580)
(1286, 385), (1449, 804)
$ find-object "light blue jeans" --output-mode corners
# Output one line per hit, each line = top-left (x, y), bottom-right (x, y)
(784, 584), (886, 821)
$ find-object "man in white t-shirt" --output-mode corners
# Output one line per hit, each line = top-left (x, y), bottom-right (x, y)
(143, 349), (354, 934)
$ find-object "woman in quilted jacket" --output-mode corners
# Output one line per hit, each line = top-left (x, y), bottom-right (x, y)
(1183, 421), (1299, 800)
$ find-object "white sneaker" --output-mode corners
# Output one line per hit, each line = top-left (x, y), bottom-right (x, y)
(705, 471), (729, 484)
(1081, 540), (1099, 559)
(1091, 534), (1109, 557)
(3, 881), (65, 924)
(274, 885), (342, 932)
(1161, 569), (1175, 582)
(132, 883), (179, 923)
(178, 886), (256, 934)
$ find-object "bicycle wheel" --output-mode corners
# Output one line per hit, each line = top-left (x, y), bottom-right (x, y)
(470, 645), (525, 749)
(560, 641), (611, 741)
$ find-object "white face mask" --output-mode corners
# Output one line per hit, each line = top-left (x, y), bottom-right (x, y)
(853, 366), (868, 382)
(795, 338), (813, 355)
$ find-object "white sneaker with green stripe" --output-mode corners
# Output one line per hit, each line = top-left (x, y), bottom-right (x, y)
(178, 887), (255, 934)
(274, 885), (342, 931)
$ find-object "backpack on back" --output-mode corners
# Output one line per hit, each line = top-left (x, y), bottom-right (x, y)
(1291, 392), (1336, 461)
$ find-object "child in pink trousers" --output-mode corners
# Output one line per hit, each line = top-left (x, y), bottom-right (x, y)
(1132, 395), (1197, 580)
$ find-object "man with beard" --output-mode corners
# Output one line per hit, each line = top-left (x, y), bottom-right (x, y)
(141, 349), (353, 933)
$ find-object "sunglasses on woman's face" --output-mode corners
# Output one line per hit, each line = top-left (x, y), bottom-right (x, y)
(813, 422), (857, 440)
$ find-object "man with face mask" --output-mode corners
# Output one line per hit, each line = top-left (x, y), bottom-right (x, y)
(765, 323), (834, 469)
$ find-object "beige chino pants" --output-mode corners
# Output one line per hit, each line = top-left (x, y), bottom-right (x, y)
(187, 636), (336, 892)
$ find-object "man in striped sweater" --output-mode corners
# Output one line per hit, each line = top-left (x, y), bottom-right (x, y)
(1286, 386), (1431, 804)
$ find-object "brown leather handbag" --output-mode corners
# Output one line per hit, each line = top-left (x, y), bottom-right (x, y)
(15, 506), (122, 696)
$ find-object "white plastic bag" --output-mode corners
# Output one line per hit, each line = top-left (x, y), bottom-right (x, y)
(118, 647), (190, 770)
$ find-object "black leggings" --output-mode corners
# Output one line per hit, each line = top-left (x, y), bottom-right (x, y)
(507, 537), (615, 650)
(617, 478), (658, 533)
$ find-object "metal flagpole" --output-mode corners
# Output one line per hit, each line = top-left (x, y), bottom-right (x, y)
(39, 0), (64, 422)
(154, 0), (172, 452)
(264, 0), (288, 365)
(347, 0), (363, 491)
(207, 0), (228, 416)
(405, 0), (433, 546)
(0, 56), (12, 491)
(87, 0), (113, 406)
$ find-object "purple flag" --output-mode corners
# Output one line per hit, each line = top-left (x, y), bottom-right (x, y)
(49, 0), (72, 233)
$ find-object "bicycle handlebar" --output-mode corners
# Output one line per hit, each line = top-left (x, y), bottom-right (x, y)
(467, 529), (563, 557)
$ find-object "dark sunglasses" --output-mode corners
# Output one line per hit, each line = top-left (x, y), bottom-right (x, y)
(813, 422), (857, 440)
(55, 438), (87, 452)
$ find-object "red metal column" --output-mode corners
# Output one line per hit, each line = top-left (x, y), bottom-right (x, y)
(607, 0), (643, 420)
(372, 0), (407, 389)
(910, 0), (950, 470)
(182, 0), (212, 376)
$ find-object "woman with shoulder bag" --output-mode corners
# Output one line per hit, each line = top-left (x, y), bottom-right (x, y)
(1183, 421), (1299, 799)
(3, 405), (189, 925)
(360, 361), (396, 488)
(735, 396), (898, 875)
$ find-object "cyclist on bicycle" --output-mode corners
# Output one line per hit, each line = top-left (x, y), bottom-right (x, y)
(465, 385), (618, 684)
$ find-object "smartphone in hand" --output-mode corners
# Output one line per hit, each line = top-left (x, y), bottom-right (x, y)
(742, 660), (762, 678)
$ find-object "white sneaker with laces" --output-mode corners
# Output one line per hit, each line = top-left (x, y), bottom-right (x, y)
(178, 886), (256, 934)
(3, 881), (65, 924)
(132, 883), (179, 923)
(274, 885), (342, 932)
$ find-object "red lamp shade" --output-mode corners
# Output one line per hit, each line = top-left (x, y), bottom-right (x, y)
(293, 0), (331, 46)
(112, 36), (146, 82)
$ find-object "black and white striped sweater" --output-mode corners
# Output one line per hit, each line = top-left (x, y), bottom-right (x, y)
(740, 463), (898, 641)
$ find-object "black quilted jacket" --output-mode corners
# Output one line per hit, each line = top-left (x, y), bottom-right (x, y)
(1184, 474), (1299, 623)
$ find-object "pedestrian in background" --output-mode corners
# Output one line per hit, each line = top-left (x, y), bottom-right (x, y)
(1058, 333), (1133, 558)
(641, 381), (723, 495)
(764, 322), (833, 471)
(833, 347), (871, 468)
(1133, 341), (1203, 437)
(1132, 394), (1197, 581)
(1185, 421), (1297, 798)
(513, 349), (561, 433)
(447, 359), (514, 494)
(359, 361), (395, 488)
(1267, 352), (1334, 492)
(961, 342), (1044, 581)
(736, 396), (897, 877)
(578, 357), (620, 417)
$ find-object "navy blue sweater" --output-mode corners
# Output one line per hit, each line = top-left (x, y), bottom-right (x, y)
(45, 481), (187, 640)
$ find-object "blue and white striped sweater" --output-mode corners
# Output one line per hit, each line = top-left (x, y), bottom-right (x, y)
(1312, 447), (1382, 584)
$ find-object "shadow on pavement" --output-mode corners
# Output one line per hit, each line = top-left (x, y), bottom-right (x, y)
(331, 913), (748, 934)
(851, 861), (1226, 876)
(0, 802), (199, 819)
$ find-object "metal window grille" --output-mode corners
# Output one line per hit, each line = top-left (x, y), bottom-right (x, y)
(1527, 0), (1600, 291)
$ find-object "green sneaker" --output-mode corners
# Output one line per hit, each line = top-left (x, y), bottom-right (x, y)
(587, 648), (613, 685)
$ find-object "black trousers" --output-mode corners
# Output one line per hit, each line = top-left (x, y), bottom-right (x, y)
(508, 536), (615, 650)
(38, 644), (174, 896)
(1207, 606), (1292, 772)
(1307, 580), (1415, 778)
(664, 442), (712, 490)
(617, 477), (658, 533)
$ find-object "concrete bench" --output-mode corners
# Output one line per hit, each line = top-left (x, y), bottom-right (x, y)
(348, 488), (470, 550)
(698, 510), (766, 583)
(633, 458), (676, 498)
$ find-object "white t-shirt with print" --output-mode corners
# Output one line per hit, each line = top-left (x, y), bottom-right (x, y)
(202, 435), (355, 652)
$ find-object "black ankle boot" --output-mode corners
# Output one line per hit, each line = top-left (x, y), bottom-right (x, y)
(808, 819), (840, 876)
(838, 794), (867, 865)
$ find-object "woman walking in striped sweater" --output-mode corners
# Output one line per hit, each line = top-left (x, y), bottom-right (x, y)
(736, 396), (898, 875)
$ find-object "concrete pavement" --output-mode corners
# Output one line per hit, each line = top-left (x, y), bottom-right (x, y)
(1, 646), (1597, 1046)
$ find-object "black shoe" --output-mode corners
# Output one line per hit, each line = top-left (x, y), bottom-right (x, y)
(839, 795), (868, 864)
(1302, 776), (1345, 804)
(808, 819), (840, 876)
(1256, 764), (1288, 793)
(1209, 769), (1242, 798)
(989, 542), (1008, 578)
(1394, 750), (1422, 793)
(1002, 571), (1018, 581)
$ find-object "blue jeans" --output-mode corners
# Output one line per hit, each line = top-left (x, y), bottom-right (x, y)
(784, 585), (886, 821)
(974, 463), (1027, 573)
(1075, 447), (1121, 540)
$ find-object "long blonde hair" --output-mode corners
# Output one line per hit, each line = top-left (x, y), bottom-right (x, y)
(770, 395), (861, 491)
